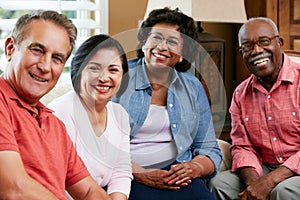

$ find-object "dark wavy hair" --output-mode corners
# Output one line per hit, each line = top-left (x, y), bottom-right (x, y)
(71, 34), (128, 94)
(137, 7), (199, 72)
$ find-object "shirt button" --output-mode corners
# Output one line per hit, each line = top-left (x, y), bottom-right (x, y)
(32, 113), (37, 117)
(268, 116), (272, 121)
(169, 103), (173, 108)
(267, 95), (271, 99)
(292, 111), (296, 116)
(273, 137), (277, 141)
(245, 117), (249, 121)
(179, 146), (183, 150)
(279, 157), (283, 161)
(172, 124), (177, 128)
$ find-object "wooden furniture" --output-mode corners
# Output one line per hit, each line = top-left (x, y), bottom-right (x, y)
(194, 32), (231, 141)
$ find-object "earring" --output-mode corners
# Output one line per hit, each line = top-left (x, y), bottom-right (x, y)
(179, 56), (183, 63)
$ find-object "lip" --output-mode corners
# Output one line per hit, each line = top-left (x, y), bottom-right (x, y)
(94, 85), (112, 91)
(153, 53), (169, 61)
(29, 72), (48, 82)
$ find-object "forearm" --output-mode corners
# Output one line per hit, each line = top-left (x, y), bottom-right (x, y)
(190, 155), (215, 178)
(109, 192), (127, 200)
(1, 177), (58, 200)
(264, 166), (295, 187)
(237, 167), (260, 186)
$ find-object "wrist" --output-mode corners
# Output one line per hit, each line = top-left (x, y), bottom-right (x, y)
(190, 162), (203, 178)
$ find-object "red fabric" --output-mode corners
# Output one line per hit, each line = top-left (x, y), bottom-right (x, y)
(230, 54), (300, 176)
(0, 78), (89, 199)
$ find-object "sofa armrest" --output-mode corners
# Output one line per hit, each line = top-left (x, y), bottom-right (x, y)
(217, 139), (232, 172)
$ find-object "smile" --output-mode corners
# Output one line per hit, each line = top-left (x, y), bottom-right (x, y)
(95, 86), (110, 90)
(29, 72), (47, 82)
(253, 58), (270, 66)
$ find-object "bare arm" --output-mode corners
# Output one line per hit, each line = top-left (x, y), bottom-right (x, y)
(67, 176), (111, 200)
(109, 192), (127, 200)
(0, 151), (58, 200)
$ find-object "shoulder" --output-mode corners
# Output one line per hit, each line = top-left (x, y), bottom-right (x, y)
(128, 58), (141, 69)
(108, 101), (128, 116)
(47, 90), (75, 116)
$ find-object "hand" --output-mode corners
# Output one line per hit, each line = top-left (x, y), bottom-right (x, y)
(133, 169), (181, 190)
(238, 176), (274, 200)
(163, 162), (198, 187)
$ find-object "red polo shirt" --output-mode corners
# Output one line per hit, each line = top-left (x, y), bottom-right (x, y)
(0, 78), (89, 199)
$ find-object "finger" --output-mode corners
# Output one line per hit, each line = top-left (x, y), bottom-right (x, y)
(175, 177), (191, 185)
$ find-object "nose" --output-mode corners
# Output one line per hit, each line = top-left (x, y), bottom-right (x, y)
(98, 70), (109, 82)
(156, 39), (168, 50)
(37, 54), (51, 72)
(251, 43), (264, 55)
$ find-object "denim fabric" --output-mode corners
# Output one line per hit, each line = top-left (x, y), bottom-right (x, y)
(113, 58), (222, 174)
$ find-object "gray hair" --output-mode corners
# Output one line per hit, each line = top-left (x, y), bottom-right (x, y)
(238, 17), (279, 46)
(11, 10), (77, 58)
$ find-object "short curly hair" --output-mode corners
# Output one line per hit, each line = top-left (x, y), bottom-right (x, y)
(136, 7), (199, 72)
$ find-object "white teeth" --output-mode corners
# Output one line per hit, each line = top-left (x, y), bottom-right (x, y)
(154, 53), (167, 58)
(31, 74), (46, 82)
(95, 86), (109, 90)
(254, 58), (270, 65)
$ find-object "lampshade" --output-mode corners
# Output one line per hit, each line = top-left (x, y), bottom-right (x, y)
(144, 0), (247, 23)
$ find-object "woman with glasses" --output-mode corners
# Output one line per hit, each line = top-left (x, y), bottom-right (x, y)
(113, 7), (221, 200)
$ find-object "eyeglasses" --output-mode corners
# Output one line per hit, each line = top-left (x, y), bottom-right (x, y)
(240, 35), (279, 52)
(147, 33), (182, 51)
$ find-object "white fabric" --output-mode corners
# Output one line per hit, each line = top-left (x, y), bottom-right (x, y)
(48, 90), (132, 197)
(130, 104), (177, 169)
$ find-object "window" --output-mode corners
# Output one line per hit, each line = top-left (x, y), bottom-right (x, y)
(0, 0), (108, 83)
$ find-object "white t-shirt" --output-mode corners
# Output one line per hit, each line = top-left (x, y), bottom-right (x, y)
(48, 90), (132, 198)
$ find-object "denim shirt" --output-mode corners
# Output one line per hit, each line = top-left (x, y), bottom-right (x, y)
(113, 58), (222, 174)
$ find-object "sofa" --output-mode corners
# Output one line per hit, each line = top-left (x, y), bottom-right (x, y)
(41, 82), (232, 173)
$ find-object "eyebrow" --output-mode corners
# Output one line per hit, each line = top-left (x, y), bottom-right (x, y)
(28, 42), (67, 62)
(151, 31), (181, 40)
(88, 62), (121, 67)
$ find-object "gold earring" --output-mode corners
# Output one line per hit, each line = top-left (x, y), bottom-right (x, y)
(179, 56), (183, 63)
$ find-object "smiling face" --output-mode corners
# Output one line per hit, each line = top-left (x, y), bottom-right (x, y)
(239, 19), (283, 83)
(142, 23), (183, 72)
(79, 48), (123, 107)
(4, 19), (70, 105)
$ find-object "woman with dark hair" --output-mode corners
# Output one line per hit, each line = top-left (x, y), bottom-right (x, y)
(48, 34), (132, 200)
(113, 7), (221, 200)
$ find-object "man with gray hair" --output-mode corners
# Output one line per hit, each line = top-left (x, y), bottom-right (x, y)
(0, 10), (110, 199)
(209, 17), (300, 200)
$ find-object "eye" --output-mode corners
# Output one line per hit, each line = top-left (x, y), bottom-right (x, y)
(241, 42), (252, 51)
(30, 47), (43, 56)
(52, 56), (64, 65)
(259, 38), (271, 46)
(167, 39), (179, 47)
(151, 34), (163, 42)
(109, 66), (121, 73)
(88, 65), (101, 72)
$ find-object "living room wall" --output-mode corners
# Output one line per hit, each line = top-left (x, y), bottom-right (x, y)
(109, 0), (238, 113)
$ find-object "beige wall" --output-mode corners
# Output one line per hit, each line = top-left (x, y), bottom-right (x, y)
(109, 1), (238, 106)
(109, 0), (148, 35)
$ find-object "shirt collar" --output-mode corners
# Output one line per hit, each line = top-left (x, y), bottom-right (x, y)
(0, 78), (52, 115)
(135, 57), (180, 90)
(251, 53), (295, 88)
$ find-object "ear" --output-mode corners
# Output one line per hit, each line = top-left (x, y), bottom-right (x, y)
(278, 37), (284, 48)
(5, 37), (16, 62)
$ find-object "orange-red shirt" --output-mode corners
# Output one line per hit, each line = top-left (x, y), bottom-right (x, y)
(230, 54), (300, 176)
(0, 78), (89, 199)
